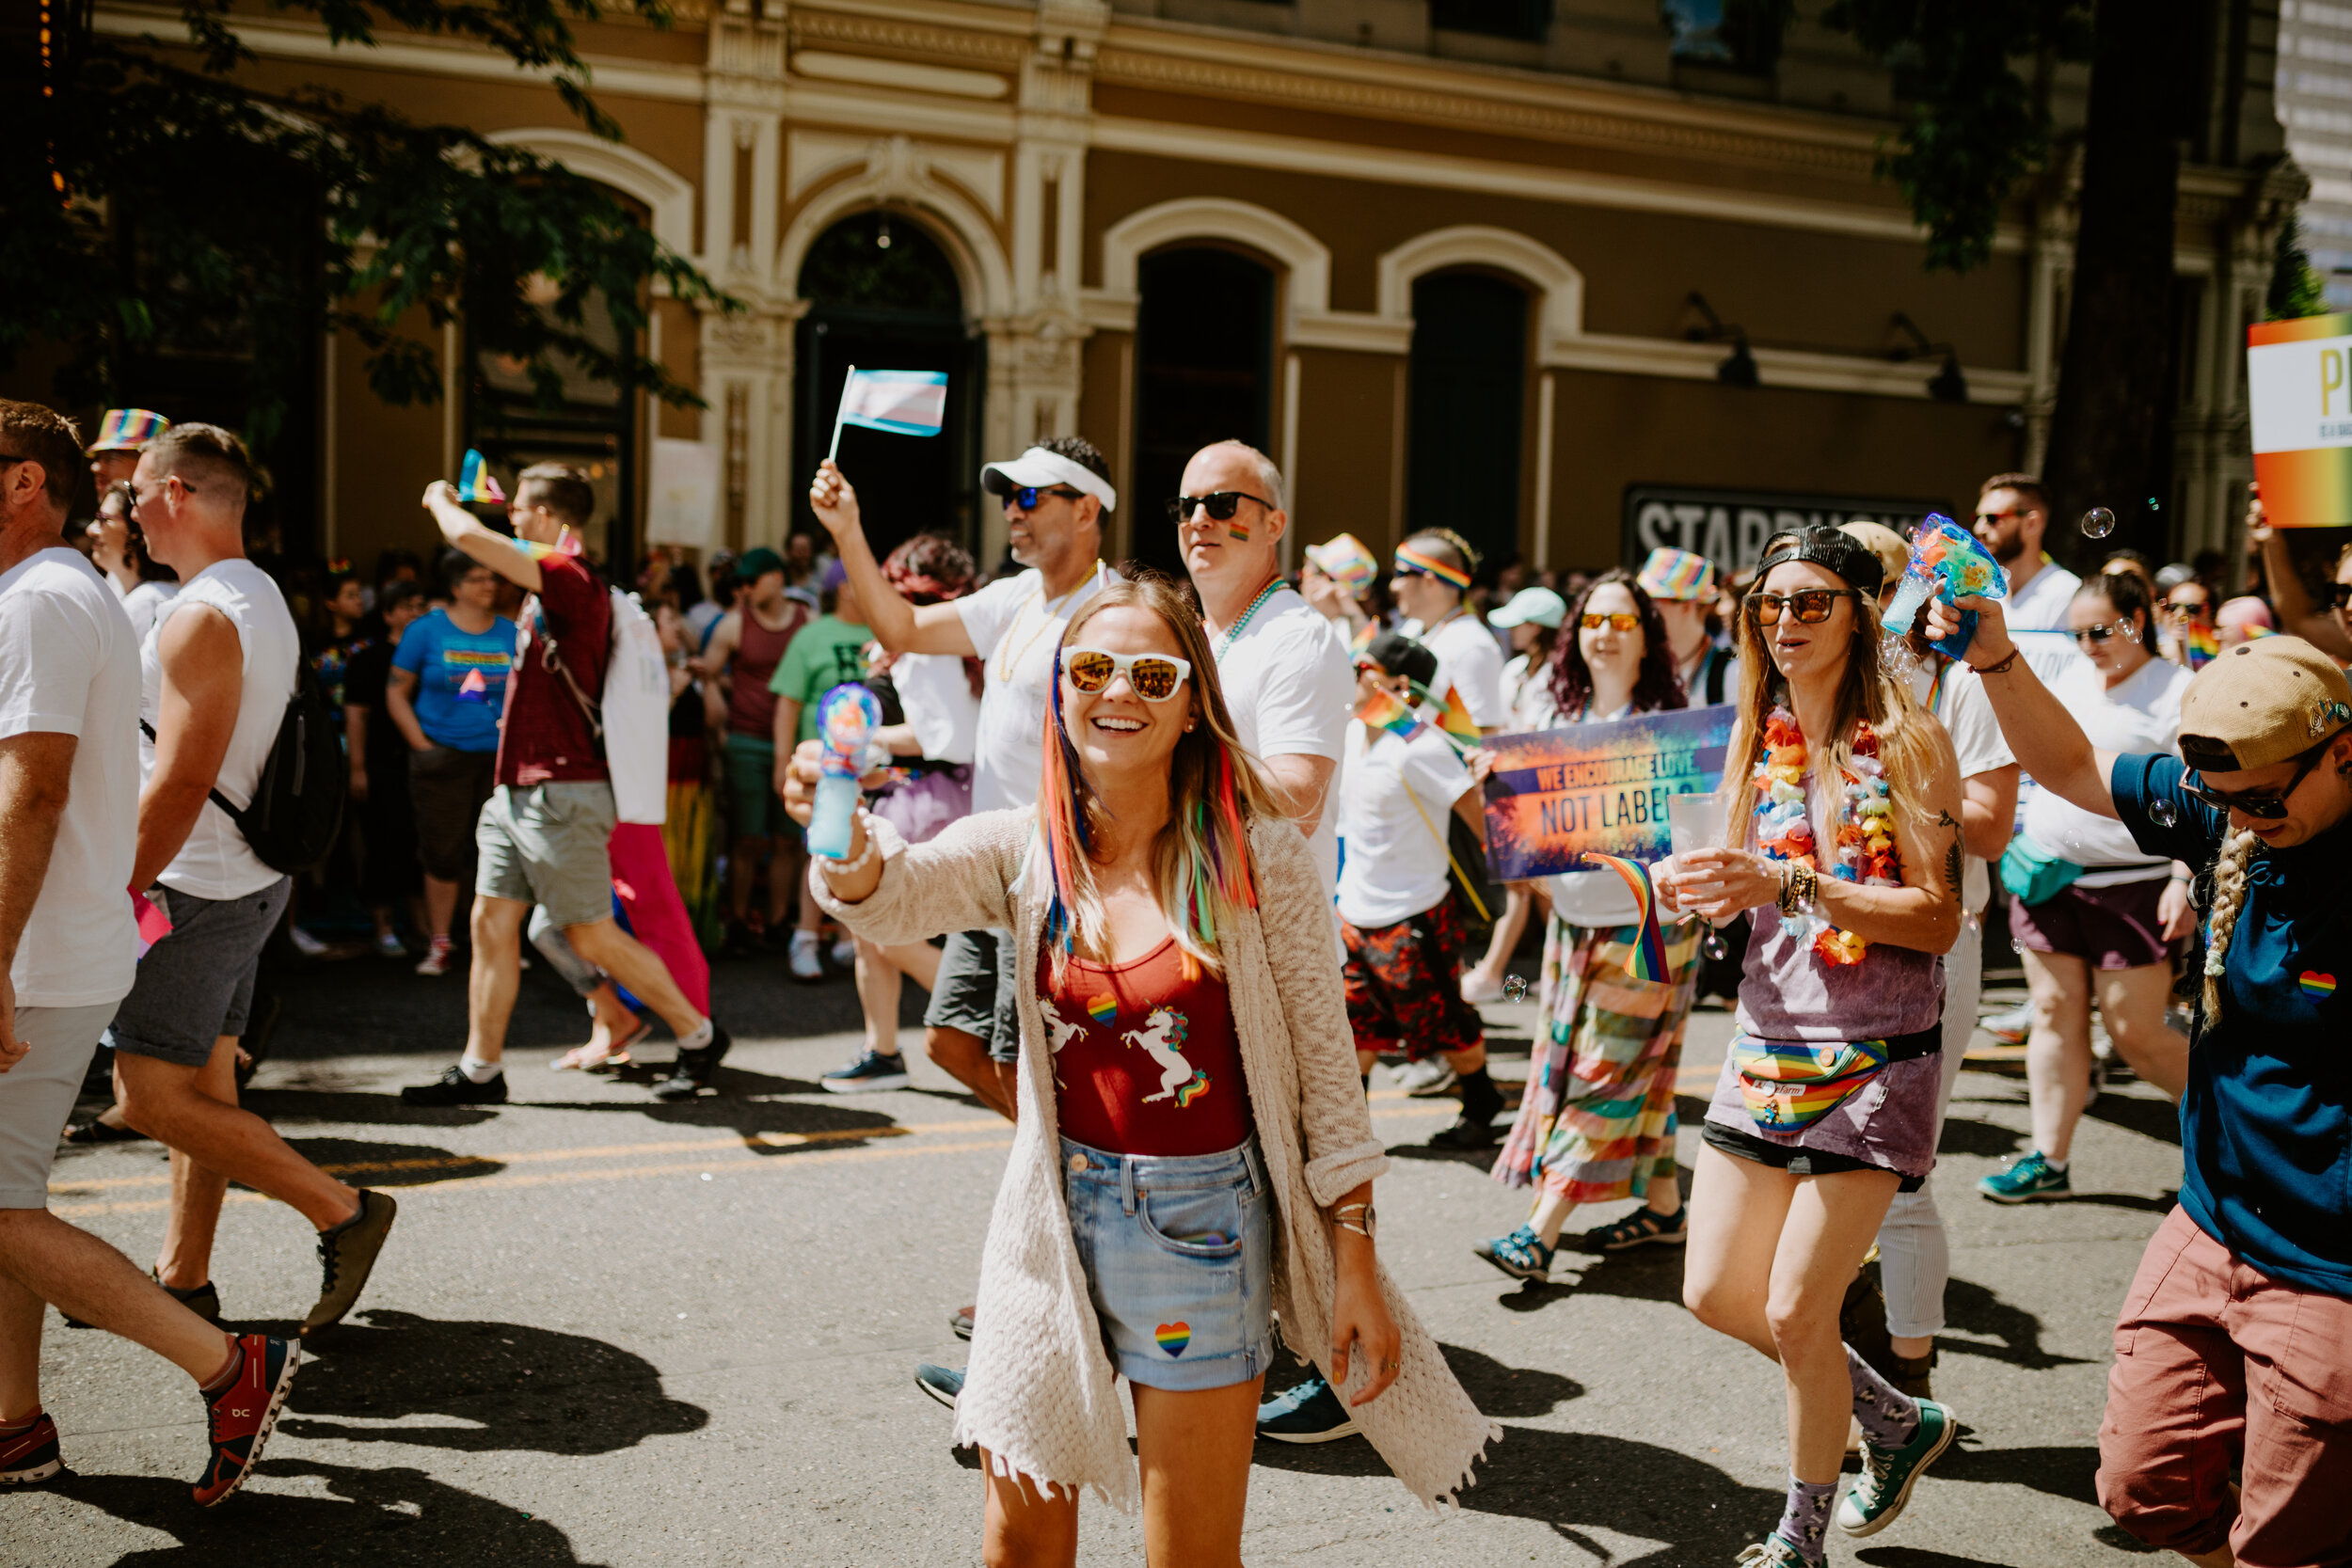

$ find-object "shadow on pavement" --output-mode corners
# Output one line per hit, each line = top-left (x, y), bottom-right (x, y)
(1497, 1243), (1689, 1311)
(1934, 1115), (2027, 1159)
(276, 1309), (707, 1455)
(1855, 1547), (2025, 1568)
(1932, 1439), (2101, 1507)
(523, 1088), (906, 1150)
(1937, 1279), (2092, 1372)
(2083, 1092), (2184, 1147)
(280, 1138), (508, 1187)
(52, 1460), (610, 1566)
(241, 1088), (501, 1131)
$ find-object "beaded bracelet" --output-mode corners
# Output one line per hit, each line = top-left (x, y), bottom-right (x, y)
(818, 810), (880, 879)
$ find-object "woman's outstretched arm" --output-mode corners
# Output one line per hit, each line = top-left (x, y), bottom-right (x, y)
(1924, 594), (2121, 822)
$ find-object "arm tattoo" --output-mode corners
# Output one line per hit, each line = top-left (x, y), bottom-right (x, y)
(1943, 837), (1963, 898)
(1931, 809), (1960, 828)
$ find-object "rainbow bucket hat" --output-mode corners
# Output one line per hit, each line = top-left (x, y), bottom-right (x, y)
(88, 408), (170, 454)
(1636, 546), (1717, 602)
(1304, 532), (1378, 596)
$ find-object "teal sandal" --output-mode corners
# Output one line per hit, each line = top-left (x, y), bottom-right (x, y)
(1575, 1205), (1689, 1253)
(1471, 1224), (1556, 1281)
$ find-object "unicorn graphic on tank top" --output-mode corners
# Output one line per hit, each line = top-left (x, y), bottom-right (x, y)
(1041, 1000), (1089, 1054)
(1120, 1006), (1209, 1106)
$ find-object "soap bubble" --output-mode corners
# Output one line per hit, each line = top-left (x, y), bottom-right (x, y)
(2148, 796), (2180, 828)
(1703, 929), (1730, 961)
(2080, 507), (2117, 539)
(1502, 975), (1530, 1004)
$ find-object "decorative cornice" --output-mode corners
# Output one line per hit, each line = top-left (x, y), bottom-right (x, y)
(788, 9), (1028, 70)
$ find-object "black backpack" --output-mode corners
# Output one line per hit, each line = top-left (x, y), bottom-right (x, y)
(144, 659), (346, 875)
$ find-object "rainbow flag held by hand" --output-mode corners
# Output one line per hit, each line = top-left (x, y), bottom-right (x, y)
(2183, 623), (2218, 669)
(1579, 851), (1672, 983)
(457, 449), (506, 505)
(1436, 685), (1481, 749)
(1356, 688), (1427, 743)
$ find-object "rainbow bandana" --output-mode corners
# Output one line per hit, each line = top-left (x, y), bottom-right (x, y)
(1579, 852), (1672, 982)
(89, 408), (169, 453)
(1392, 544), (1470, 592)
(1733, 1033), (1891, 1131)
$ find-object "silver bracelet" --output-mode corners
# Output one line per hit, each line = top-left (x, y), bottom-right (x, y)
(818, 811), (879, 879)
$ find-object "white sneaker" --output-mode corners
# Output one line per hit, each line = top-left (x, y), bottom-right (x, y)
(288, 927), (329, 958)
(1460, 971), (1504, 1004)
(414, 938), (454, 977)
(1394, 1057), (1455, 1096)
(830, 936), (858, 970)
(789, 930), (824, 983)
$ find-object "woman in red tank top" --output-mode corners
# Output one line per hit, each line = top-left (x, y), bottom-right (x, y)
(791, 577), (1491, 1560)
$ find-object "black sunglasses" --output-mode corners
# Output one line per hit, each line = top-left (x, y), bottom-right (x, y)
(1747, 589), (1859, 626)
(1167, 491), (1272, 524)
(2179, 740), (2335, 820)
(2072, 621), (2134, 645)
(998, 484), (1083, 512)
(2328, 581), (2352, 611)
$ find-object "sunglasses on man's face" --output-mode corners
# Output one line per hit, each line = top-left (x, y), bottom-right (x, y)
(1746, 589), (1856, 626)
(1063, 647), (1192, 702)
(1167, 491), (1271, 524)
(2179, 741), (2335, 820)
(1580, 611), (1640, 631)
(1003, 485), (1083, 512)
(2162, 598), (2210, 618)
(1975, 509), (2023, 527)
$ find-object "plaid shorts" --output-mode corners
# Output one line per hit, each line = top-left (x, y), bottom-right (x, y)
(1341, 894), (1485, 1061)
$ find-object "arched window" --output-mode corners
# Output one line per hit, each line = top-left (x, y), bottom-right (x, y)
(1406, 271), (1529, 568)
(1130, 247), (1275, 577)
(794, 210), (978, 560)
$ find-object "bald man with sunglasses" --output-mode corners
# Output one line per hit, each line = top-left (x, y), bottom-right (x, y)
(1171, 440), (1353, 893)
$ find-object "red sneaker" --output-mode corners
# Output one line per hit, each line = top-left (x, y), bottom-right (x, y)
(194, 1334), (299, 1506)
(0, 1410), (61, 1485)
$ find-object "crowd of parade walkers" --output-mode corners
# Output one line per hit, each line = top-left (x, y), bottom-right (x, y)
(0, 395), (2343, 1568)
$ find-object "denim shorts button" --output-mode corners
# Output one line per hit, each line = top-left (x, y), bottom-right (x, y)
(1067, 1151), (1089, 1173)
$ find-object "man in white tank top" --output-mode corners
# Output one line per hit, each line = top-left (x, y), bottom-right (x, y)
(105, 425), (398, 1340)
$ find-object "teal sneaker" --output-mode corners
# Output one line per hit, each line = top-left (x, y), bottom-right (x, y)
(1977, 1150), (2071, 1204)
(1471, 1224), (1556, 1281)
(1836, 1397), (1956, 1537)
(1732, 1536), (1811, 1566)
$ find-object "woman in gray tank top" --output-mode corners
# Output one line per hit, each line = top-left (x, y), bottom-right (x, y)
(1657, 526), (1967, 1568)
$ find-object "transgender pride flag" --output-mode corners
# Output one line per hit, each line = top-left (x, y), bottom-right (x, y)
(828, 367), (948, 458)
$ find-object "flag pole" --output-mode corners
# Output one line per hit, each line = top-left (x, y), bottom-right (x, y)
(826, 365), (857, 464)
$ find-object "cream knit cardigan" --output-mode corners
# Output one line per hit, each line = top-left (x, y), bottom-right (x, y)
(813, 807), (1499, 1512)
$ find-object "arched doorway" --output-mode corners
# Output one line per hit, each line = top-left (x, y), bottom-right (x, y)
(794, 210), (979, 562)
(1130, 247), (1275, 578)
(1406, 270), (1529, 569)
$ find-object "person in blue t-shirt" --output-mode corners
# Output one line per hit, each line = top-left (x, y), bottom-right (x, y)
(1929, 594), (2352, 1568)
(390, 552), (518, 975)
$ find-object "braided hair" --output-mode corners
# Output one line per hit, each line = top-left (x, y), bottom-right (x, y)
(2200, 826), (2264, 1028)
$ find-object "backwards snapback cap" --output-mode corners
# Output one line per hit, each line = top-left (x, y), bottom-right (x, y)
(1360, 630), (1439, 693)
(2178, 636), (2352, 772)
(1755, 523), (1886, 600)
(88, 408), (169, 454)
(1636, 546), (1716, 602)
(980, 447), (1116, 515)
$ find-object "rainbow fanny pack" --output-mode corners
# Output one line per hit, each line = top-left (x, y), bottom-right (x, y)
(1734, 1025), (1940, 1132)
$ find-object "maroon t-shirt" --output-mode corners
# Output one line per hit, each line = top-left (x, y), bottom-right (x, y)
(1039, 937), (1252, 1156)
(497, 552), (612, 786)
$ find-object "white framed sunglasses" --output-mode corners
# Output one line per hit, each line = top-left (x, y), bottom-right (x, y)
(1062, 646), (1193, 702)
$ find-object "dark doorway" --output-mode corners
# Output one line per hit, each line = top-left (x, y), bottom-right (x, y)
(794, 210), (979, 563)
(1407, 271), (1528, 567)
(1131, 247), (1274, 578)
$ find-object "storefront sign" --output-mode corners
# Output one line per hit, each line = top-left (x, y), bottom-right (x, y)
(2248, 312), (2352, 528)
(1481, 705), (1738, 879)
(1622, 486), (1948, 578)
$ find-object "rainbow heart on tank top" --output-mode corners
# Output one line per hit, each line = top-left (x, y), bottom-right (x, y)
(1087, 993), (1117, 1027)
(2300, 971), (2336, 999)
(1154, 1323), (1190, 1357)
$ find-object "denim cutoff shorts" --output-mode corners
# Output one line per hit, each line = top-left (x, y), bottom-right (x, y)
(1060, 1135), (1276, 1393)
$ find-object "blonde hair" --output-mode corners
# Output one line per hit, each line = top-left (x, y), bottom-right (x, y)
(2200, 827), (2262, 1027)
(1720, 576), (1947, 849)
(1039, 578), (1279, 983)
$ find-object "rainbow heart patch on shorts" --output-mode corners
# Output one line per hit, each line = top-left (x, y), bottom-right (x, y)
(1154, 1322), (1190, 1357)
(1087, 993), (1117, 1026)
(2300, 971), (2336, 999)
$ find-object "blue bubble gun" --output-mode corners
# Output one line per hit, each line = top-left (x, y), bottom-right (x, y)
(807, 684), (884, 860)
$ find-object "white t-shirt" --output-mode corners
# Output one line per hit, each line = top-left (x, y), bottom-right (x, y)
(1336, 718), (1474, 928)
(1911, 657), (2015, 915)
(2004, 558), (2088, 687)
(1215, 590), (1353, 895)
(0, 549), (141, 1007)
(1501, 652), (1555, 733)
(2025, 654), (2190, 879)
(122, 579), (178, 648)
(143, 559), (301, 901)
(892, 650), (979, 766)
(957, 562), (1118, 815)
(1401, 610), (1507, 729)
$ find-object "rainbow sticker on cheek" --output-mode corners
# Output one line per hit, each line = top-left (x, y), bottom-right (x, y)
(1154, 1323), (1191, 1357)
(1228, 519), (1251, 542)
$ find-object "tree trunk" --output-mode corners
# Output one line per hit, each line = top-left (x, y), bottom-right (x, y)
(2042, 0), (2192, 568)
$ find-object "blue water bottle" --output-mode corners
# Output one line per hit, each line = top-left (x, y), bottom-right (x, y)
(808, 684), (884, 860)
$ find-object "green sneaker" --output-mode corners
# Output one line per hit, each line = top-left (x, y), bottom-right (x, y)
(1836, 1397), (1956, 1537)
(1732, 1537), (1810, 1566)
(1976, 1150), (2071, 1204)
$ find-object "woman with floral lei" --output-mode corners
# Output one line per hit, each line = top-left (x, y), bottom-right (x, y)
(781, 576), (1492, 1565)
(1656, 525), (1967, 1568)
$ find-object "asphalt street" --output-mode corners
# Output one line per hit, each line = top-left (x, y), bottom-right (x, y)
(13, 937), (2184, 1567)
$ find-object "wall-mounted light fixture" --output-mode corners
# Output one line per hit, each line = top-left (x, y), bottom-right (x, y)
(1888, 312), (1968, 404)
(1684, 293), (1759, 388)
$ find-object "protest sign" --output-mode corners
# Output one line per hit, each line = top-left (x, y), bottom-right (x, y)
(2248, 311), (2352, 528)
(1480, 705), (1737, 880)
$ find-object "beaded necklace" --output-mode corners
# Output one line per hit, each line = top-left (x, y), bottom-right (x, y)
(1750, 705), (1905, 967)
(1213, 575), (1286, 659)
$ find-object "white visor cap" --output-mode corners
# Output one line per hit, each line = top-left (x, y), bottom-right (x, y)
(980, 447), (1117, 515)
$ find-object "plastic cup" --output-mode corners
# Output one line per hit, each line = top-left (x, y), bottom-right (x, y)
(1667, 791), (1730, 859)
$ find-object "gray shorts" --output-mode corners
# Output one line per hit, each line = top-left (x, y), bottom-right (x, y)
(0, 1004), (119, 1209)
(107, 879), (291, 1069)
(923, 928), (1022, 1063)
(476, 782), (618, 931)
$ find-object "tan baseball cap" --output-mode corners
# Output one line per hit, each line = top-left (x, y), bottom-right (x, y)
(2178, 636), (2352, 772)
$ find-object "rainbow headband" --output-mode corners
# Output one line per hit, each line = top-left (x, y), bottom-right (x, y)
(1393, 545), (1471, 592)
